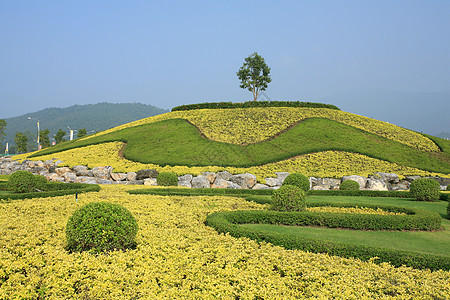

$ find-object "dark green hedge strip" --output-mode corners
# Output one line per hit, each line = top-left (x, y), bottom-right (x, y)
(309, 190), (411, 198)
(206, 211), (449, 270)
(0, 182), (100, 201)
(209, 207), (441, 231)
(171, 101), (340, 112)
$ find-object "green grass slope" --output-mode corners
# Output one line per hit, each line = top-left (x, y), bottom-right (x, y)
(29, 117), (450, 174)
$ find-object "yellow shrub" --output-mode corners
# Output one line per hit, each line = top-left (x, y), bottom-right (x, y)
(0, 185), (448, 298)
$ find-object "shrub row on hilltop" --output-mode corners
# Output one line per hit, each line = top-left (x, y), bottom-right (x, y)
(171, 101), (340, 111)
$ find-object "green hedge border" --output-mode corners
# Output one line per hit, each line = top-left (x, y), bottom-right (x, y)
(127, 187), (450, 201)
(206, 208), (448, 271)
(0, 182), (100, 201)
(171, 101), (340, 112)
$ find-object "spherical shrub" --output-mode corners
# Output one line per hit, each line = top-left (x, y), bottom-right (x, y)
(409, 178), (440, 201)
(7, 171), (37, 193)
(157, 172), (178, 186)
(340, 180), (360, 191)
(282, 173), (310, 191)
(33, 175), (47, 190)
(66, 202), (138, 253)
(271, 185), (306, 211)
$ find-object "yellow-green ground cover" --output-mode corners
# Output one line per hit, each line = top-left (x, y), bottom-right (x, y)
(82, 107), (438, 151)
(1, 185), (449, 299)
(18, 142), (449, 182)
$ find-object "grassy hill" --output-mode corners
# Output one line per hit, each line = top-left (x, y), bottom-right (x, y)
(16, 105), (450, 179)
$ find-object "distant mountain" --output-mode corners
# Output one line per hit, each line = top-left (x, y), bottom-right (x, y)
(1, 102), (168, 149)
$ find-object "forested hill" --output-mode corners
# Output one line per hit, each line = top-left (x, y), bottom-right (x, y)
(2, 102), (168, 145)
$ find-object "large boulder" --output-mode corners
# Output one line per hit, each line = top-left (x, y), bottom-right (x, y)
(73, 165), (93, 177)
(63, 172), (78, 183)
(216, 171), (233, 182)
(55, 167), (72, 177)
(178, 181), (192, 188)
(275, 172), (290, 184)
(265, 177), (281, 187)
(202, 172), (216, 184)
(126, 172), (137, 181)
(374, 172), (400, 184)
(143, 178), (157, 186)
(192, 175), (211, 188)
(230, 173), (257, 189)
(136, 169), (159, 180)
(92, 166), (113, 179)
(211, 179), (241, 189)
(252, 183), (271, 190)
(178, 174), (193, 182)
(366, 179), (388, 191)
(311, 177), (341, 190)
(342, 175), (367, 189)
(111, 173), (127, 181)
(390, 181), (410, 191)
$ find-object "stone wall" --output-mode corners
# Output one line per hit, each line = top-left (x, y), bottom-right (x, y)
(0, 157), (448, 190)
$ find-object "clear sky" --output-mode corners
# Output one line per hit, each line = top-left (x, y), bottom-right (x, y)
(1, 1), (449, 133)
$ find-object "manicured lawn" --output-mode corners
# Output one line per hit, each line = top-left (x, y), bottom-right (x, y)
(241, 195), (450, 257)
(29, 118), (450, 173)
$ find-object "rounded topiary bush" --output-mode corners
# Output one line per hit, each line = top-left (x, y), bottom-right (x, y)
(409, 178), (441, 201)
(157, 172), (178, 186)
(340, 180), (360, 191)
(7, 171), (37, 193)
(33, 175), (48, 190)
(66, 202), (138, 253)
(271, 185), (306, 211)
(282, 173), (310, 192)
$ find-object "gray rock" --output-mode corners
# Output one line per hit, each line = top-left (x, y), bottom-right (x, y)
(275, 172), (290, 183)
(178, 181), (192, 188)
(55, 167), (72, 176)
(405, 176), (421, 182)
(265, 177), (281, 187)
(128, 180), (144, 185)
(143, 178), (157, 186)
(390, 181), (410, 191)
(136, 169), (159, 180)
(73, 165), (90, 176)
(54, 160), (64, 166)
(97, 179), (114, 185)
(178, 174), (193, 182)
(366, 179), (388, 191)
(342, 175), (367, 189)
(374, 172), (400, 184)
(111, 172), (127, 181)
(252, 183), (271, 190)
(202, 172), (216, 184)
(212, 179), (234, 189)
(63, 172), (77, 183)
(126, 172), (137, 181)
(216, 171), (233, 181)
(312, 186), (328, 190)
(230, 173), (257, 189)
(192, 175), (211, 188)
(92, 166), (113, 179)
(426, 177), (450, 186)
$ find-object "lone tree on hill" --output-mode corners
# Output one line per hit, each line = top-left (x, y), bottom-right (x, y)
(77, 128), (87, 138)
(39, 129), (51, 148)
(237, 52), (271, 101)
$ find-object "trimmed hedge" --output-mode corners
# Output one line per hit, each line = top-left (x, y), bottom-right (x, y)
(171, 101), (340, 112)
(339, 180), (360, 191)
(271, 185), (306, 211)
(410, 178), (441, 201)
(282, 173), (310, 191)
(0, 182), (100, 201)
(128, 187), (450, 201)
(206, 208), (448, 271)
(157, 172), (178, 186)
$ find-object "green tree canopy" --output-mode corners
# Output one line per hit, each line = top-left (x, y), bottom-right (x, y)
(77, 128), (87, 138)
(0, 119), (6, 142)
(39, 129), (51, 148)
(54, 129), (67, 144)
(14, 132), (28, 153)
(237, 52), (272, 101)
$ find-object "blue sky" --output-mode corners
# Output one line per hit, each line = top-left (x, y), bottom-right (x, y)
(1, 1), (449, 134)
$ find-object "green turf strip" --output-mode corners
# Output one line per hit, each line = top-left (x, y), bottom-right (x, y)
(30, 118), (450, 173)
